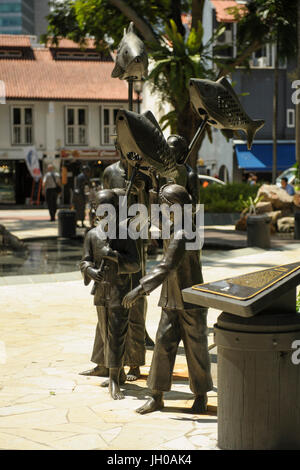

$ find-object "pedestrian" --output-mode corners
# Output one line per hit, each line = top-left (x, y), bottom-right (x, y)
(73, 165), (91, 228)
(123, 184), (213, 414)
(281, 177), (295, 196)
(42, 164), (61, 221)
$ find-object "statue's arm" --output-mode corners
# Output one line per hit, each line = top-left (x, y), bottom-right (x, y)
(139, 235), (185, 295)
(117, 238), (141, 274)
(79, 232), (95, 285)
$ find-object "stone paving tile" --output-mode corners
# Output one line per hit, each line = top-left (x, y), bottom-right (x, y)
(0, 408), (69, 428)
(107, 422), (196, 450)
(0, 402), (54, 416)
(159, 436), (197, 450)
(67, 406), (106, 424)
(51, 433), (108, 450)
(101, 427), (123, 444)
(3, 428), (78, 445)
(0, 432), (52, 450)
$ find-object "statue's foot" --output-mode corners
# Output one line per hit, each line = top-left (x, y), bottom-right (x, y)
(126, 366), (141, 381)
(145, 331), (155, 348)
(190, 394), (208, 414)
(79, 365), (109, 377)
(101, 368), (126, 387)
(109, 379), (125, 400)
(136, 394), (164, 415)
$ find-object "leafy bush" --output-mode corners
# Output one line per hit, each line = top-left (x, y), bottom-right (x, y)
(199, 183), (259, 213)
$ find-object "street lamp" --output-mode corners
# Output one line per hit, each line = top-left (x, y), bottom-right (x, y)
(133, 80), (144, 114)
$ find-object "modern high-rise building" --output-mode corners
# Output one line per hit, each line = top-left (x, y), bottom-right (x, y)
(0, 0), (49, 37)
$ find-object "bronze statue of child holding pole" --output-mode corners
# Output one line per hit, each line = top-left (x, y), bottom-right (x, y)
(80, 189), (140, 400)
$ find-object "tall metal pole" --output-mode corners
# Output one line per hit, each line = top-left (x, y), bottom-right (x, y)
(128, 79), (134, 111)
(272, 42), (279, 184)
(296, 0), (300, 175)
(127, 78), (134, 187)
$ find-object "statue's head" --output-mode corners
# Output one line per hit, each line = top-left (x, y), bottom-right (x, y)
(95, 189), (118, 208)
(167, 135), (188, 165)
(158, 184), (192, 226)
(159, 183), (191, 207)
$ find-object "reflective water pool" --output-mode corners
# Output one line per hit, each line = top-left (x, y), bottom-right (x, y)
(0, 237), (85, 277)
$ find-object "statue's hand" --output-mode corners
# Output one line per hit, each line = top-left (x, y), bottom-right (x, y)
(100, 246), (117, 260)
(87, 267), (104, 282)
(122, 285), (144, 309)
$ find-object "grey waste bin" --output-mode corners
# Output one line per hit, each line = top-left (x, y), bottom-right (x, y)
(58, 209), (76, 238)
(294, 212), (300, 239)
(214, 312), (300, 450)
(247, 214), (271, 249)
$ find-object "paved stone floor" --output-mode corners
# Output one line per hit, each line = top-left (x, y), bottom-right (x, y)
(1, 209), (300, 450)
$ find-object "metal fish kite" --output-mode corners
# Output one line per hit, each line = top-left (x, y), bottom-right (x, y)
(189, 77), (265, 150)
(111, 22), (148, 81)
(116, 109), (178, 179)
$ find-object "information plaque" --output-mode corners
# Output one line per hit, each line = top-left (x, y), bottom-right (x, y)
(182, 262), (300, 318)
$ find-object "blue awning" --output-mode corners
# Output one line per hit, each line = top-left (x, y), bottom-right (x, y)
(235, 143), (296, 172)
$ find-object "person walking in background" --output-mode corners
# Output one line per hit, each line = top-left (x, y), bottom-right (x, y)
(42, 164), (61, 221)
(73, 165), (91, 228)
(247, 173), (258, 185)
(281, 177), (295, 196)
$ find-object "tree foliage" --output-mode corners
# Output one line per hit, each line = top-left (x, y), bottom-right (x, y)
(234, 0), (297, 61)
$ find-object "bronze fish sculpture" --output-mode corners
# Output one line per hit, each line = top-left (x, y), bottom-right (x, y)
(111, 22), (148, 81)
(189, 77), (265, 150)
(116, 109), (178, 179)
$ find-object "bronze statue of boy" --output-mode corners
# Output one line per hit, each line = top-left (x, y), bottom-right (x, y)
(123, 183), (213, 413)
(80, 189), (140, 399)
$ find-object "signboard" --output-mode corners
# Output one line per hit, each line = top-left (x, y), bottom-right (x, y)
(61, 149), (119, 161)
(182, 262), (300, 317)
(24, 147), (42, 181)
(192, 263), (300, 301)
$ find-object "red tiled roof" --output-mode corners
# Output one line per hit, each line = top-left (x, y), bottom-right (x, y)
(210, 0), (247, 23)
(47, 37), (98, 49)
(0, 35), (131, 101)
(0, 34), (32, 47)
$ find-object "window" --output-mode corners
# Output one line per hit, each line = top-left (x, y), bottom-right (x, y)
(65, 107), (87, 145)
(11, 106), (33, 145)
(0, 3), (22, 13)
(101, 107), (120, 145)
(0, 50), (22, 58)
(287, 109), (295, 128)
(212, 10), (235, 59)
(249, 44), (286, 69)
(55, 51), (101, 60)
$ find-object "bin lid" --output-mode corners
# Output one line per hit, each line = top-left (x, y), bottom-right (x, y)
(217, 311), (300, 333)
(247, 214), (271, 224)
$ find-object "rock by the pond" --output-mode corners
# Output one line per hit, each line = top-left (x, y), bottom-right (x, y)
(0, 224), (27, 252)
(255, 201), (273, 214)
(277, 217), (295, 233)
(257, 184), (294, 210)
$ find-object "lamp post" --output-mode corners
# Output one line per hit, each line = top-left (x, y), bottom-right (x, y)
(133, 80), (143, 114)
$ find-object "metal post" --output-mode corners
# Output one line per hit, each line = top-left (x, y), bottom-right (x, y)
(184, 116), (208, 164)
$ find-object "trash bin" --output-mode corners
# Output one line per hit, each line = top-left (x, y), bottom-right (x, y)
(214, 312), (300, 450)
(247, 214), (271, 249)
(294, 211), (300, 239)
(58, 209), (76, 238)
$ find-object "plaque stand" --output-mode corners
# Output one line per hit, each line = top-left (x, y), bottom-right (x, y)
(182, 263), (300, 450)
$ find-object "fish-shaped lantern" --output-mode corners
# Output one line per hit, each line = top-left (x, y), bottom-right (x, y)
(111, 22), (148, 81)
(189, 77), (265, 150)
(116, 109), (178, 179)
